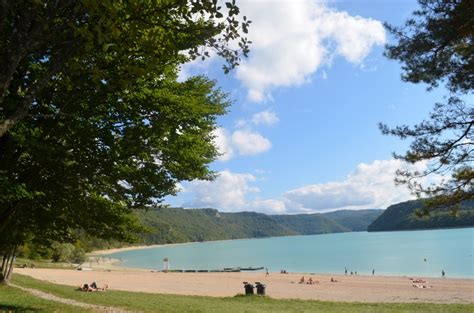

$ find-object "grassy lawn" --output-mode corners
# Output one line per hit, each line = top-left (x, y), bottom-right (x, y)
(8, 274), (473, 313)
(14, 257), (77, 270)
(0, 283), (89, 313)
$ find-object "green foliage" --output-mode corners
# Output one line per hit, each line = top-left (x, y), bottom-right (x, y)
(134, 207), (382, 245)
(270, 214), (349, 234)
(367, 199), (474, 232)
(384, 0), (473, 93)
(0, 1), (252, 282)
(381, 0), (473, 209)
(136, 207), (296, 244)
(13, 207), (383, 257)
(321, 209), (384, 231)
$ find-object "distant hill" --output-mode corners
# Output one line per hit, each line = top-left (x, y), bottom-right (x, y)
(322, 209), (384, 231)
(136, 208), (296, 244)
(269, 213), (349, 234)
(135, 207), (384, 245)
(367, 200), (474, 232)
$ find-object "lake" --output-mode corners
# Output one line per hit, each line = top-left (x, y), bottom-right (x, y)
(105, 227), (474, 278)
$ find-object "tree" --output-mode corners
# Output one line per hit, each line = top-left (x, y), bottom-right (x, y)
(0, 1), (250, 138)
(0, 0), (250, 282)
(380, 0), (473, 210)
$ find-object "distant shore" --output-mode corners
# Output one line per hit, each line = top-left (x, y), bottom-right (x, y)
(90, 243), (169, 256)
(15, 267), (474, 304)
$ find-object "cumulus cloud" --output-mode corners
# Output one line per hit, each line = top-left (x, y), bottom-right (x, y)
(252, 110), (279, 126)
(248, 199), (287, 214)
(232, 129), (272, 155)
(212, 127), (234, 161)
(183, 170), (259, 211)
(176, 160), (434, 214)
(282, 159), (428, 212)
(213, 127), (272, 161)
(235, 0), (386, 102)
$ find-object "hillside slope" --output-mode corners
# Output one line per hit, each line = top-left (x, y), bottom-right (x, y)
(322, 209), (384, 231)
(136, 207), (383, 245)
(270, 213), (349, 234)
(367, 200), (474, 232)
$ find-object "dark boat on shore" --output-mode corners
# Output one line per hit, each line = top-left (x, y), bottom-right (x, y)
(240, 267), (264, 271)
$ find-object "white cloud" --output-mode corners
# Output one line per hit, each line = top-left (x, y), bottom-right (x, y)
(252, 110), (279, 126)
(235, 0), (386, 102)
(212, 127), (272, 161)
(175, 159), (435, 215)
(212, 127), (234, 161)
(249, 199), (287, 214)
(231, 129), (272, 156)
(183, 170), (259, 211)
(282, 159), (428, 212)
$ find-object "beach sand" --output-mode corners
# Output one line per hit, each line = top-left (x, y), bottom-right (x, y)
(15, 267), (474, 304)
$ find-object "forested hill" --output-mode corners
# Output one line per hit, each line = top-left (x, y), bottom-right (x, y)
(321, 209), (384, 231)
(367, 200), (474, 232)
(135, 207), (383, 245)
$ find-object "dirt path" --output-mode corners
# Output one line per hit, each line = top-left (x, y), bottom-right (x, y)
(9, 283), (134, 312)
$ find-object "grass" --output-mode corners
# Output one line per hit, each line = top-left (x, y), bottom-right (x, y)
(14, 257), (77, 270)
(0, 283), (88, 313)
(7, 274), (473, 313)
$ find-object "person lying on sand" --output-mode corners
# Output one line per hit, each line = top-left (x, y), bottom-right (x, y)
(412, 279), (427, 284)
(412, 284), (433, 289)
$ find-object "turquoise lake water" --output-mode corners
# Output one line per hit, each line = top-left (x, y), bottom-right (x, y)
(106, 228), (474, 278)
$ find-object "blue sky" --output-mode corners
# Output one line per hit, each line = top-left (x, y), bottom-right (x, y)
(166, 0), (448, 214)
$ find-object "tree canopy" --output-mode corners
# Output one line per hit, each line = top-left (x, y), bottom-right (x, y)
(381, 0), (473, 209)
(0, 0), (250, 281)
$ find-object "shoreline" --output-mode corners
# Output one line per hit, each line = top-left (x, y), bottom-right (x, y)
(15, 268), (474, 303)
(89, 237), (275, 256)
(88, 241), (473, 280)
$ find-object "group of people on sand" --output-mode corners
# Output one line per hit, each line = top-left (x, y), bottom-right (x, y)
(298, 276), (319, 285)
(411, 278), (433, 289)
(78, 281), (108, 292)
(280, 269), (289, 274)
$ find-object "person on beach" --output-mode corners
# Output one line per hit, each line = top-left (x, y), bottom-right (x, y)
(345, 267), (347, 275)
(78, 282), (108, 292)
(372, 269), (375, 276)
(442, 269), (445, 277)
(79, 283), (90, 291)
(266, 268), (269, 277)
(299, 276), (305, 284)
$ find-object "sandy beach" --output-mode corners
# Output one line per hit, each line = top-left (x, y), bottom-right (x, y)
(90, 244), (174, 256)
(15, 267), (474, 304)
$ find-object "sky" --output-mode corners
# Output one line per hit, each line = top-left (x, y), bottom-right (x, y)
(165, 0), (448, 214)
